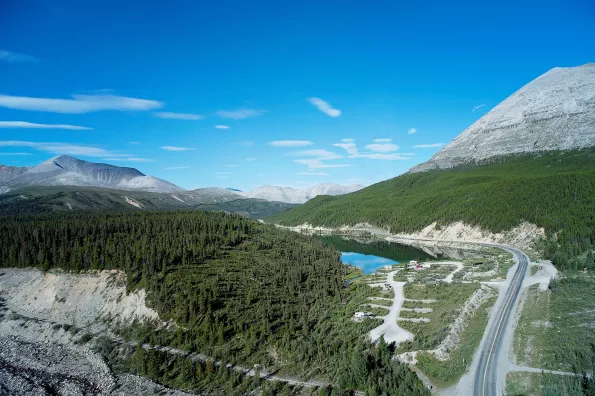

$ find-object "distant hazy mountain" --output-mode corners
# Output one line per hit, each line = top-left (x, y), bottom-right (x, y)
(186, 187), (246, 203)
(0, 155), (183, 194)
(410, 63), (595, 172)
(242, 183), (365, 204)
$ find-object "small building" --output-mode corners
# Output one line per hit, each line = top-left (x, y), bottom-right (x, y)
(383, 265), (392, 270)
(409, 260), (418, 266)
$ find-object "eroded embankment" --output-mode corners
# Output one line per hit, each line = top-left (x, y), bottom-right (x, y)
(0, 268), (161, 327)
(276, 221), (545, 252)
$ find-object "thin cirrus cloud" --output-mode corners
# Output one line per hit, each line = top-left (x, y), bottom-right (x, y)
(333, 142), (358, 155)
(160, 146), (196, 151)
(225, 164), (239, 167)
(0, 50), (39, 63)
(216, 108), (267, 119)
(128, 142), (140, 145)
(286, 149), (342, 160)
(373, 138), (392, 143)
(365, 143), (400, 153)
(245, 157), (257, 161)
(408, 128), (417, 135)
(0, 94), (163, 114)
(269, 140), (313, 147)
(102, 157), (154, 162)
(472, 104), (486, 112)
(0, 121), (92, 130)
(294, 159), (350, 169)
(0, 152), (33, 156)
(349, 153), (412, 160)
(215, 125), (230, 129)
(0, 140), (131, 158)
(307, 97), (341, 117)
(154, 112), (203, 120)
(164, 166), (190, 170)
(297, 172), (329, 176)
(413, 143), (444, 148)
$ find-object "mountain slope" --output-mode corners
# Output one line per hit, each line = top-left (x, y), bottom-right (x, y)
(0, 185), (296, 218)
(410, 63), (595, 172)
(0, 165), (30, 184)
(268, 148), (595, 269)
(243, 183), (364, 203)
(0, 155), (183, 193)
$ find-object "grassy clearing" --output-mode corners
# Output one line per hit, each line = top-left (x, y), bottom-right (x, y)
(415, 296), (496, 388)
(396, 283), (480, 352)
(530, 265), (540, 276)
(505, 372), (585, 396)
(513, 273), (595, 373)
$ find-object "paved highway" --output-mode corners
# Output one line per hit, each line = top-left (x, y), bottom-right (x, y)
(473, 246), (528, 396)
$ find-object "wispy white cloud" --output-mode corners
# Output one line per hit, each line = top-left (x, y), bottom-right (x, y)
(349, 153), (411, 160)
(245, 157), (257, 161)
(294, 159), (350, 169)
(287, 149), (342, 160)
(333, 142), (358, 155)
(216, 108), (267, 119)
(341, 138), (354, 143)
(164, 166), (190, 170)
(0, 140), (130, 157)
(307, 97), (341, 117)
(154, 112), (203, 120)
(0, 152), (33, 156)
(269, 140), (313, 147)
(373, 138), (392, 143)
(297, 172), (329, 176)
(0, 94), (163, 114)
(472, 104), (485, 112)
(413, 143), (444, 148)
(215, 125), (230, 129)
(215, 171), (232, 175)
(0, 50), (39, 63)
(102, 157), (154, 162)
(128, 141), (140, 145)
(408, 128), (417, 135)
(365, 143), (399, 153)
(0, 121), (92, 130)
(160, 146), (196, 151)
(226, 164), (239, 167)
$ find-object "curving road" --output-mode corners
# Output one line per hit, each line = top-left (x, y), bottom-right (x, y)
(473, 246), (528, 396)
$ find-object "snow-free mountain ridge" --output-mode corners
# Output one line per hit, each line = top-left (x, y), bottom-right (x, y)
(242, 183), (365, 204)
(0, 155), (183, 194)
(410, 63), (595, 172)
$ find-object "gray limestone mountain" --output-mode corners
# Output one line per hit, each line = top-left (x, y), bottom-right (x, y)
(0, 155), (184, 193)
(242, 183), (365, 204)
(410, 63), (595, 173)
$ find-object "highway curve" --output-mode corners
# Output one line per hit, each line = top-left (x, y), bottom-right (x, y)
(473, 246), (529, 396)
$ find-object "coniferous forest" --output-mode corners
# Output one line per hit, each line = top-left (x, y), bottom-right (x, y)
(0, 210), (429, 395)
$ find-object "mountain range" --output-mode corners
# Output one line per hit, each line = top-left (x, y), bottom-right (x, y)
(241, 183), (365, 204)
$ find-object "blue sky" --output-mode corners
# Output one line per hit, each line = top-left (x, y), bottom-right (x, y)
(1, 0), (594, 191)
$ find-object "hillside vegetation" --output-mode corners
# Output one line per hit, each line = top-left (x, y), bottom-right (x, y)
(0, 186), (296, 218)
(0, 210), (428, 395)
(269, 149), (595, 270)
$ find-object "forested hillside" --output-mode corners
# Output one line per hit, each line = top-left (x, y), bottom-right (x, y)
(0, 186), (296, 218)
(0, 211), (428, 395)
(269, 149), (595, 270)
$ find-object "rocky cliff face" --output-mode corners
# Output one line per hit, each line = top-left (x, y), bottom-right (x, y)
(410, 63), (595, 172)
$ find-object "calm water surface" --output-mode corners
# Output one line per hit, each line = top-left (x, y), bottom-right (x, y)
(316, 235), (434, 275)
